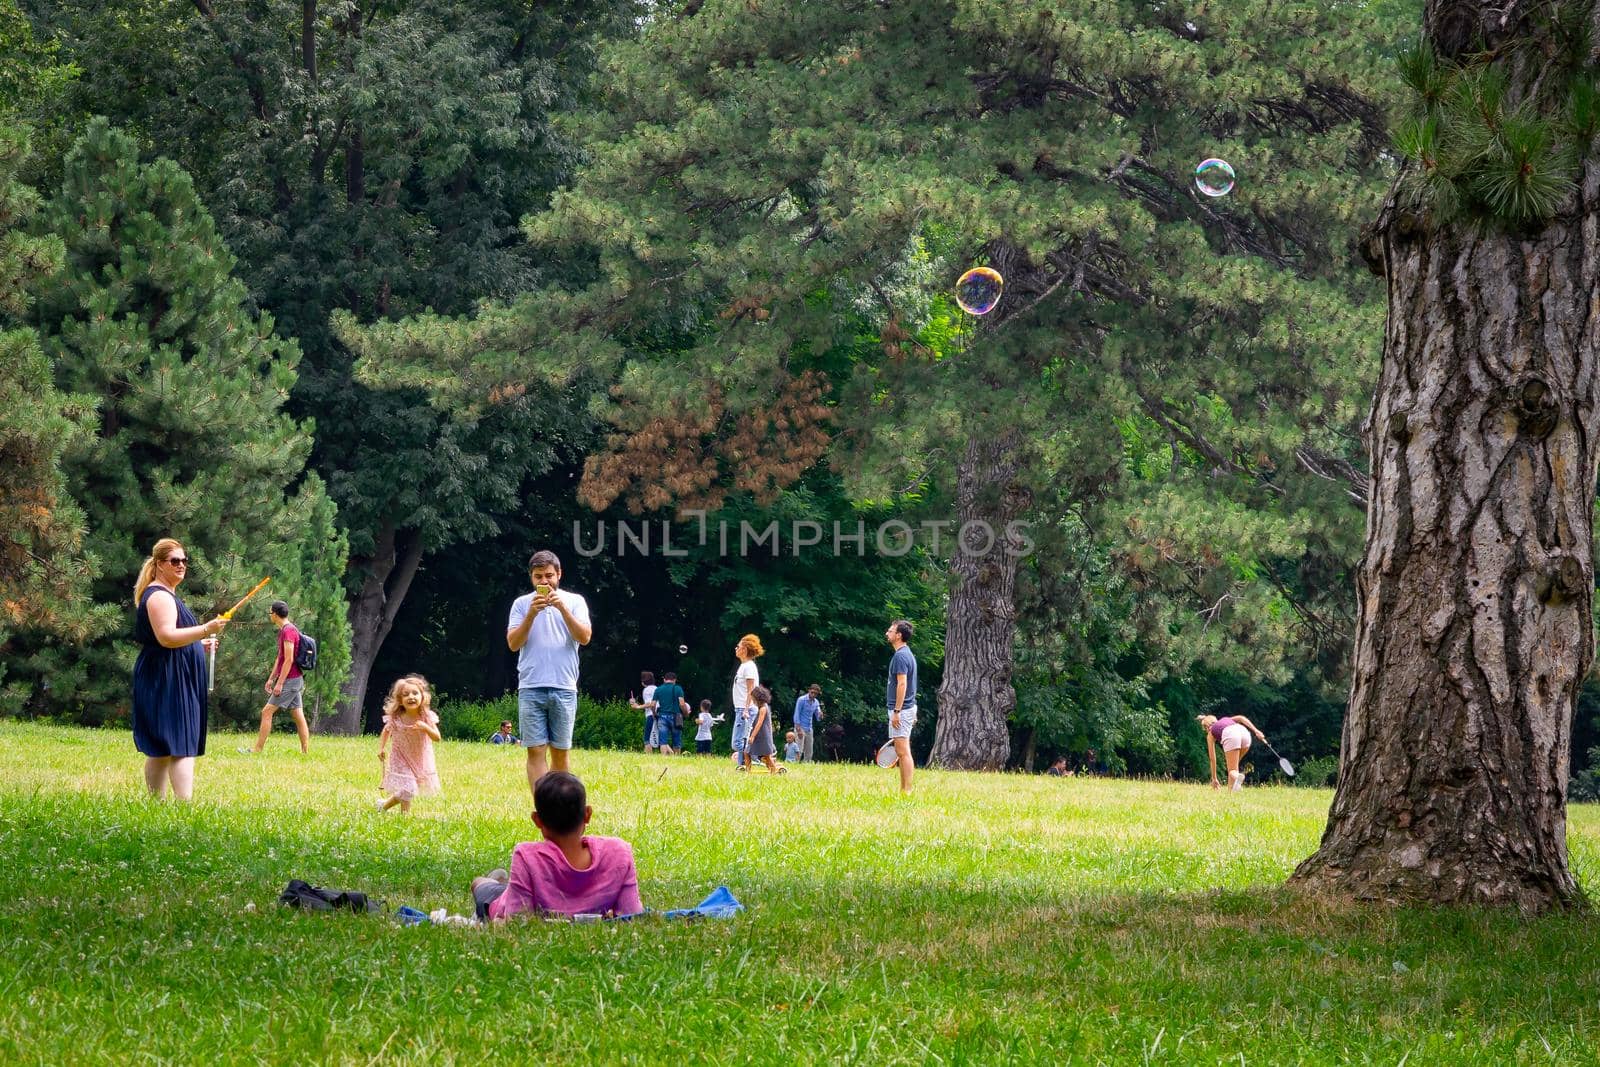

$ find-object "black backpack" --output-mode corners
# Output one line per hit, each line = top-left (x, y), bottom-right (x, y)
(277, 879), (381, 913)
(293, 632), (318, 671)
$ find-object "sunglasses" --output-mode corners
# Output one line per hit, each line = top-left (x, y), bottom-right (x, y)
(166, 557), (189, 566)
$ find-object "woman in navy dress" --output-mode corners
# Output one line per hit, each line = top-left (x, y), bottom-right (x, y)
(132, 538), (226, 800)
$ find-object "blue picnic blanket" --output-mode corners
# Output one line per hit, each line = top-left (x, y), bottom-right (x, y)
(659, 885), (744, 920)
(395, 886), (745, 925)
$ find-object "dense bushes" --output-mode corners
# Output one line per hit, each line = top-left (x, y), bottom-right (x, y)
(435, 692), (652, 751)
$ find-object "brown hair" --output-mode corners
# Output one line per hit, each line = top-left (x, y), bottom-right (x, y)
(133, 538), (184, 605)
(737, 633), (765, 658)
(528, 550), (562, 573)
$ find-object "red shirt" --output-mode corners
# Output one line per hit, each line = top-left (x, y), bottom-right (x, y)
(273, 622), (302, 681)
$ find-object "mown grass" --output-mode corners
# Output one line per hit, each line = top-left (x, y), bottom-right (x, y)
(2, 721), (1598, 1064)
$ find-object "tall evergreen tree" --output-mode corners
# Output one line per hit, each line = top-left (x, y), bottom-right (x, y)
(352, 0), (1398, 767)
(0, 121), (110, 707)
(1294, 0), (1600, 911)
(19, 119), (350, 725)
(25, 0), (631, 730)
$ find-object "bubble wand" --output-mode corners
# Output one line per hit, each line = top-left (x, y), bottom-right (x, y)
(209, 576), (272, 692)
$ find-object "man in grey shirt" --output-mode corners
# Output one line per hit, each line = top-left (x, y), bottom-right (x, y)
(884, 618), (917, 795)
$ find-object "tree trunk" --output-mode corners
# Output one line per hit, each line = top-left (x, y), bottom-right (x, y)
(1292, 8), (1600, 908)
(323, 521), (424, 734)
(929, 431), (1031, 770)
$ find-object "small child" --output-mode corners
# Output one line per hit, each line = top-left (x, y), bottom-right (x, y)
(376, 674), (441, 813)
(472, 771), (643, 920)
(784, 730), (800, 763)
(694, 699), (717, 754)
(741, 685), (783, 774)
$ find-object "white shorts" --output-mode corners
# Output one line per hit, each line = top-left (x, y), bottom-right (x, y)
(888, 705), (917, 740)
(1220, 723), (1252, 753)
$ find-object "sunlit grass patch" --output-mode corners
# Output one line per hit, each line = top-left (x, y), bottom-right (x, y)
(2, 721), (1598, 1063)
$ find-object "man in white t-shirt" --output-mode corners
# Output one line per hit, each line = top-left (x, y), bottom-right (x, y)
(506, 550), (593, 802)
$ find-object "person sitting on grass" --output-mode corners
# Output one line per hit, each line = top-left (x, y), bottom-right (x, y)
(1044, 756), (1071, 777)
(488, 720), (519, 745)
(472, 771), (643, 920)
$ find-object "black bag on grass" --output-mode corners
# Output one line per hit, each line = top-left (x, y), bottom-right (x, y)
(278, 879), (382, 913)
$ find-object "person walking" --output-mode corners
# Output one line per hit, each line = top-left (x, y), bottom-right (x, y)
(792, 684), (822, 762)
(883, 619), (918, 795)
(507, 550), (592, 801)
(242, 600), (310, 754)
(728, 634), (763, 768)
(130, 538), (226, 801)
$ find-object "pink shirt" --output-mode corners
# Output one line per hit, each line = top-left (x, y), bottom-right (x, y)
(273, 622), (303, 680)
(488, 836), (643, 920)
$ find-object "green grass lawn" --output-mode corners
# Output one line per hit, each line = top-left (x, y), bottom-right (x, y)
(3, 721), (1599, 1064)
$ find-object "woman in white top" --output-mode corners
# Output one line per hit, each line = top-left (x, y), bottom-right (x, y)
(729, 633), (764, 767)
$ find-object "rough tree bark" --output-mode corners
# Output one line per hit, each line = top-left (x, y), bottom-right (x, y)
(1292, 0), (1599, 912)
(322, 521), (424, 735)
(929, 431), (1031, 770)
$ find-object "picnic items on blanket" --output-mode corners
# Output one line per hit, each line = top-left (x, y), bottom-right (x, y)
(659, 885), (744, 920)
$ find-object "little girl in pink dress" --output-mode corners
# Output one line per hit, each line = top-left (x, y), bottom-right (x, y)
(377, 674), (441, 813)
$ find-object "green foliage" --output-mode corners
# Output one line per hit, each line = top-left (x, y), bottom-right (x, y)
(436, 691), (661, 751)
(29, 0), (631, 727)
(1292, 754), (1341, 789)
(359, 0), (1401, 766)
(15, 119), (348, 727)
(1394, 32), (1594, 226)
(435, 692), (518, 743)
(0, 120), (111, 708)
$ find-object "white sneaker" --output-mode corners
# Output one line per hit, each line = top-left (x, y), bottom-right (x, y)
(1229, 770), (1244, 792)
(237, 746), (256, 755)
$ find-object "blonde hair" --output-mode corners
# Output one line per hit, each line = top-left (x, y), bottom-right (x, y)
(738, 633), (765, 658)
(383, 674), (434, 721)
(1196, 714), (1217, 730)
(134, 538), (184, 605)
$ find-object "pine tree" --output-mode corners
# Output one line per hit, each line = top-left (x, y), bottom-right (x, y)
(1292, 0), (1600, 911)
(353, 0), (1398, 767)
(20, 119), (350, 725)
(0, 120), (110, 711)
(31, 0), (630, 731)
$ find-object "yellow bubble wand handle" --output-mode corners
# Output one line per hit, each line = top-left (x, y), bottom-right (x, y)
(222, 576), (272, 621)
(208, 576), (271, 692)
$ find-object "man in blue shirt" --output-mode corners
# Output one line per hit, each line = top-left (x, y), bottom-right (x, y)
(792, 683), (822, 762)
(506, 550), (593, 802)
(884, 618), (917, 794)
(488, 721), (519, 745)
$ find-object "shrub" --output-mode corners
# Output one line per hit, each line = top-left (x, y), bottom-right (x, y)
(434, 693), (517, 742)
(573, 696), (644, 751)
(434, 692), (645, 751)
(1290, 755), (1339, 788)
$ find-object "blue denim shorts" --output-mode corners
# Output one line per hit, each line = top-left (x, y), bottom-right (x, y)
(519, 687), (577, 749)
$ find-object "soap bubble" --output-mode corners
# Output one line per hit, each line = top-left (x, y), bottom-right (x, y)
(1194, 158), (1235, 198)
(955, 267), (1004, 315)
(678, 645), (688, 655)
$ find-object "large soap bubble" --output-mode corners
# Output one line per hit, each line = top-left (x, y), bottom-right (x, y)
(1194, 158), (1236, 198)
(955, 267), (1004, 315)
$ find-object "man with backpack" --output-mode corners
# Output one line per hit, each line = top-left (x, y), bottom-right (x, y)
(242, 600), (314, 754)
